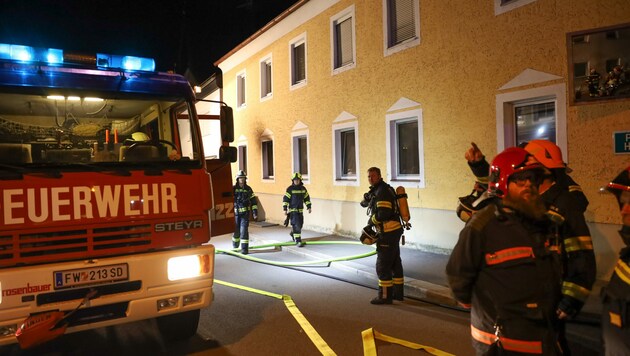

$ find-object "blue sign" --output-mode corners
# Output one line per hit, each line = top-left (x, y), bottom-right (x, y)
(614, 131), (630, 154)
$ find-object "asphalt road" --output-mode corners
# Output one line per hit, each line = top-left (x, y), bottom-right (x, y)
(1, 245), (474, 355)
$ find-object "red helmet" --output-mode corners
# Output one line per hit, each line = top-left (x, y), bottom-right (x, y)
(489, 147), (543, 198)
(605, 166), (630, 209)
(523, 140), (565, 169)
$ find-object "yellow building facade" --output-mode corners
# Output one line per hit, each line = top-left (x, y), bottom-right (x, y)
(208, 0), (630, 279)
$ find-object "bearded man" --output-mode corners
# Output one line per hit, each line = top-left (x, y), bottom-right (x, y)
(446, 147), (564, 355)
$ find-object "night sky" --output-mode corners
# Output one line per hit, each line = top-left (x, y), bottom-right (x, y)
(0, 0), (298, 84)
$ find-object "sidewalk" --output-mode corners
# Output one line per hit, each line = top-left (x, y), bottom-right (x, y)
(237, 222), (603, 351)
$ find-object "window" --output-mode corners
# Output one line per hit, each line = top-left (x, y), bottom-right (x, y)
(331, 5), (356, 74)
(383, 0), (420, 56)
(514, 100), (556, 146)
(573, 62), (588, 78)
(496, 83), (567, 162)
(332, 120), (359, 186)
(290, 34), (307, 88)
(238, 145), (247, 173)
(386, 108), (425, 188)
(236, 71), (246, 108)
(262, 140), (274, 180)
(293, 135), (309, 179)
(494, 0), (536, 15)
(260, 55), (273, 100)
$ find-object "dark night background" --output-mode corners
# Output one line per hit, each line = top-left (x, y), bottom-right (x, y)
(0, 0), (298, 84)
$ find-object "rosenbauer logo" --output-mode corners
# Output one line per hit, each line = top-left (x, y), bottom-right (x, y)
(2, 283), (51, 297)
(1, 183), (178, 225)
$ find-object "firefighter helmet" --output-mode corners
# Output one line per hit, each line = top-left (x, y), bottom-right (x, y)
(235, 170), (247, 180)
(523, 140), (565, 169)
(605, 166), (630, 210)
(291, 172), (302, 181)
(360, 225), (378, 245)
(130, 132), (150, 142)
(489, 147), (543, 198)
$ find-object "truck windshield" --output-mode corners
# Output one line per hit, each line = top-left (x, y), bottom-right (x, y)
(0, 91), (200, 168)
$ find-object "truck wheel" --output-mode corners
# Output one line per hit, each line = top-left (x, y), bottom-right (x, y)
(156, 309), (200, 341)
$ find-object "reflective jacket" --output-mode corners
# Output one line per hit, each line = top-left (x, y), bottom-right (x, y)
(603, 226), (630, 324)
(283, 183), (311, 213)
(233, 183), (257, 216)
(367, 180), (402, 233)
(446, 204), (562, 355)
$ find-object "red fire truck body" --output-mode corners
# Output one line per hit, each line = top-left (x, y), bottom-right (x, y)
(0, 44), (235, 346)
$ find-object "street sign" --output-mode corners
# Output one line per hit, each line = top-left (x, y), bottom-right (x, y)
(613, 131), (630, 154)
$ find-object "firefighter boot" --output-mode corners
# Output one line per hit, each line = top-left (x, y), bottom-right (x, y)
(393, 284), (404, 301)
(232, 237), (240, 249)
(289, 231), (295, 242)
(370, 286), (393, 305)
(240, 242), (249, 255)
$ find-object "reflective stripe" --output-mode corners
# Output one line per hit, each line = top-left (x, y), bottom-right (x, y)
(562, 281), (591, 302)
(568, 185), (583, 193)
(393, 277), (404, 285)
(477, 176), (489, 184)
(378, 280), (393, 287)
(485, 247), (534, 266)
(288, 208), (305, 213)
(614, 259), (630, 286)
(232, 237), (240, 242)
(471, 325), (543, 354)
(376, 201), (393, 209)
(546, 210), (565, 224)
(382, 220), (401, 232)
(564, 236), (593, 252)
(371, 215), (380, 225)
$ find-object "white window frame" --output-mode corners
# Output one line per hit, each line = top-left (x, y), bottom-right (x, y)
(332, 121), (360, 186)
(494, 0), (537, 16)
(238, 143), (248, 174)
(259, 54), (273, 101)
(236, 70), (246, 109)
(382, 0), (421, 57)
(260, 131), (275, 182)
(330, 5), (356, 75)
(289, 33), (308, 90)
(496, 83), (567, 162)
(385, 108), (425, 188)
(291, 129), (310, 184)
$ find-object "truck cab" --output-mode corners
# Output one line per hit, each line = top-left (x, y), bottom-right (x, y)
(0, 43), (234, 347)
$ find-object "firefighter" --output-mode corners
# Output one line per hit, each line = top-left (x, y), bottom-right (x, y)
(523, 140), (596, 320)
(232, 170), (257, 254)
(283, 172), (311, 247)
(363, 167), (404, 304)
(446, 147), (564, 355)
(602, 166), (630, 355)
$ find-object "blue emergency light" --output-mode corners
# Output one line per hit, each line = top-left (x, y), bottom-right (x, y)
(0, 42), (155, 71)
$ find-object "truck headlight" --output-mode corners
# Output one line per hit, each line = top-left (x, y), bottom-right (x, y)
(167, 254), (211, 281)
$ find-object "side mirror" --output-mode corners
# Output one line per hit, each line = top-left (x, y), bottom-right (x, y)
(219, 145), (237, 163)
(220, 106), (234, 143)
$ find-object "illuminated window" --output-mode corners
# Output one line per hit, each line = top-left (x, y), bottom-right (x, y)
(331, 5), (356, 74)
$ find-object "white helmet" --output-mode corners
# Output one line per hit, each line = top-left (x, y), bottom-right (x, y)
(235, 170), (247, 180)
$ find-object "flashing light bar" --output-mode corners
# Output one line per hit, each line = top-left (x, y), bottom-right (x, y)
(97, 53), (156, 72)
(0, 42), (156, 71)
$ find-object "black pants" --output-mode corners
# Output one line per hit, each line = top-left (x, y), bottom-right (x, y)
(291, 213), (304, 242)
(375, 228), (403, 282)
(602, 296), (630, 355)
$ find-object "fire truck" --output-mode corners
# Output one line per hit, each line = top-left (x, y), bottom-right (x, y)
(0, 43), (236, 348)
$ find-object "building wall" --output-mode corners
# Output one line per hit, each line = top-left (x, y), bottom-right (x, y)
(213, 0), (630, 278)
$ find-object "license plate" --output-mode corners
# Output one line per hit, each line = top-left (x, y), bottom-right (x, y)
(54, 263), (129, 289)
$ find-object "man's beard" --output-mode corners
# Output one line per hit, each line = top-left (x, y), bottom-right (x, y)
(503, 188), (547, 220)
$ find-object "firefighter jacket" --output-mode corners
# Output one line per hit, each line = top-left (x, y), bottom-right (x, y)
(233, 183), (258, 217)
(542, 183), (596, 317)
(446, 204), (563, 354)
(603, 225), (630, 328)
(367, 180), (402, 233)
(283, 183), (311, 214)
